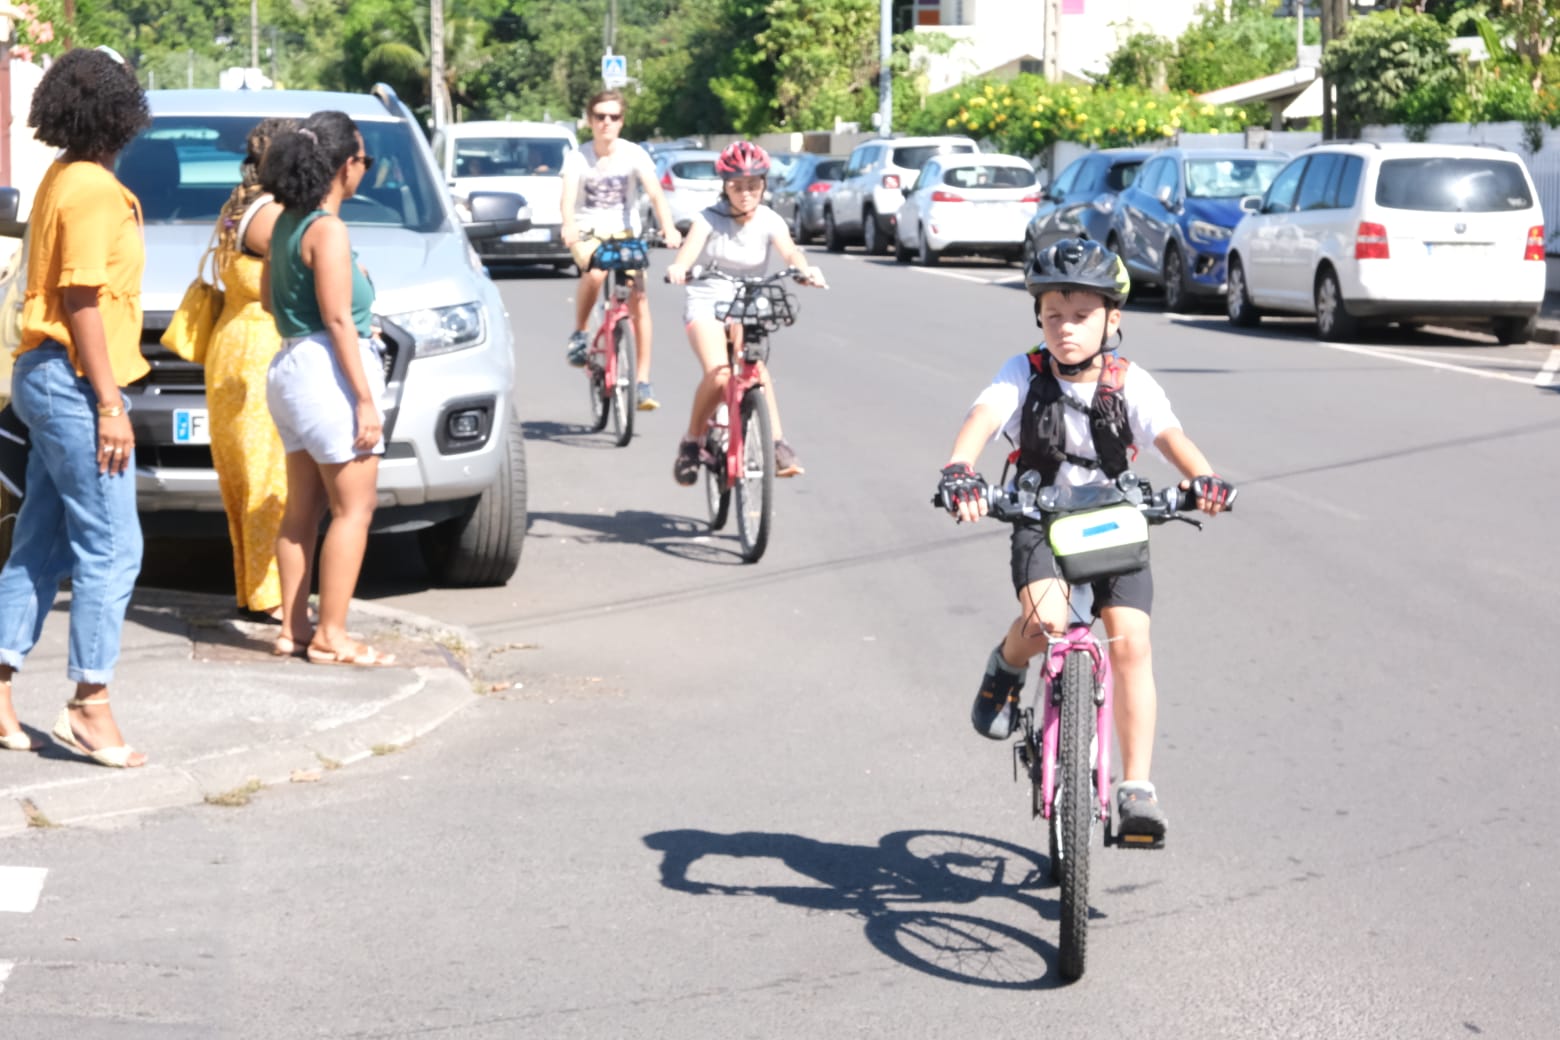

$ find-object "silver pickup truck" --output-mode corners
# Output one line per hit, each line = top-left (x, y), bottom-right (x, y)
(0, 85), (531, 586)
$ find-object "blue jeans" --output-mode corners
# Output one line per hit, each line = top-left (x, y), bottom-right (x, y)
(0, 343), (142, 683)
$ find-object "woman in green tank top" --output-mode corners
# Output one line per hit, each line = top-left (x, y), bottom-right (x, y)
(259, 111), (395, 668)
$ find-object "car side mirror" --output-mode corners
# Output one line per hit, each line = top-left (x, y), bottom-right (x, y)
(1240, 194), (1262, 214)
(0, 188), (22, 239)
(901, 186), (913, 197)
(1156, 184), (1178, 210)
(462, 191), (531, 241)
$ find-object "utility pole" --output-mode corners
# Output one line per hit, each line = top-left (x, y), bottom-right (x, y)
(878, 0), (891, 137)
(249, 0), (258, 69)
(0, 2), (16, 190)
(1318, 0), (1348, 139)
(606, 0), (618, 53)
(1041, 0), (1062, 83)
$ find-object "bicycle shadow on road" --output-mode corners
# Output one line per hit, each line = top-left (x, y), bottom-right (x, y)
(521, 419), (634, 451)
(643, 827), (1092, 989)
(528, 509), (749, 565)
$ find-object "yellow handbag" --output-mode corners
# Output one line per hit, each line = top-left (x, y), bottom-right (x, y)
(160, 229), (223, 365)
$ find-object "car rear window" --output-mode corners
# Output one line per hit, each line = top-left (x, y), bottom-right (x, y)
(1185, 158), (1287, 198)
(454, 137), (568, 177)
(671, 160), (719, 180)
(892, 143), (975, 170)
(1104, 161), (1142, 192)
(118, 115), (447, 232)
(942, 164), (1035, 189)
(1374, 157), (1534, 212)
(815, 159), (846, 181)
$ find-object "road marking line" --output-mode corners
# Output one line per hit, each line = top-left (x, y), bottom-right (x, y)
(0, 960), (12, 994)
(907, 267), (995, 285)
(0, 865), (48, 913)
(1535, 348), (1560, 387)
(1310, 341), (1538, 386)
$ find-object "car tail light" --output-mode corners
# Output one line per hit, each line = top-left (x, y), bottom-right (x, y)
(881, 174), (901, 189)
(1355, 221), (1389, 260)
(1525, 224), (1545, 261)
(806, 182), (833, 194)
(930, 190), (966, 203)
(660, 170), (674, 191)
(1019, 193), (1043, 203)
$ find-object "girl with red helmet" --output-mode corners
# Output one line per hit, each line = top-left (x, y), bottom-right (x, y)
(666, 140), (826, 484)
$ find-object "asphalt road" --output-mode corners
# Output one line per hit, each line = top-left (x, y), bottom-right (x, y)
(4, 247), (1559, 1037)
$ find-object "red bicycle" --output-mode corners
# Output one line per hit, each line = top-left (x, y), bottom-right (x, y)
(582, 233), (656, 447)
(683, 266), (813, 563)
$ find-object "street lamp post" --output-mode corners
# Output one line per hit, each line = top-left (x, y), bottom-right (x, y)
(878, 0), (891, 137)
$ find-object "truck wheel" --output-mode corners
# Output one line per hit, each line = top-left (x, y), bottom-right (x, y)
(419, 417), (527, 587)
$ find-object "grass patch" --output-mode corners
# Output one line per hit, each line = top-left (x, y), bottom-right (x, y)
(20, 798), (55, 829)
(315, 752), (342, 771)
(205, 779), (264, 807)
(370, 742), (404, 757)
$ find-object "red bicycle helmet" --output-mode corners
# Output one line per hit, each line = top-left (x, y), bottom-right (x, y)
(715, 141), (771, 179)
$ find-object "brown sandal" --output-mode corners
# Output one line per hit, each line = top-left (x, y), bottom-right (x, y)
(306, 643), (397, 668)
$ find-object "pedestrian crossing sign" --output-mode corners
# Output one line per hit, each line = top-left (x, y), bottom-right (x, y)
(601, 53), (628, 87)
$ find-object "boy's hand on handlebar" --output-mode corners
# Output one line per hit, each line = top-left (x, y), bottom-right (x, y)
(561, 225), (579, 247)
(801, 266), (828, 289)
(1181, 474), (1236, 516)
(666, 264), (689, 285)
(938, 462), (989, 524)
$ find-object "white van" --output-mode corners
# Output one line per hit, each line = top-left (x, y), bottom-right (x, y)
(1225, 141), (1546, 343)
(433, 120), (579, 269)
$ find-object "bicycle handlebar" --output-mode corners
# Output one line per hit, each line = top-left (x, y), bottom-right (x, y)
(931, 471), (1235, 526)
(665, 264), (825, 288)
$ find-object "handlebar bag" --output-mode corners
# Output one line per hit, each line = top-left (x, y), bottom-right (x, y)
(1047, 503), (1149, 583)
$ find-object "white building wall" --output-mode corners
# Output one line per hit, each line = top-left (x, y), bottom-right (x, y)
(915, 0), (1204, 93)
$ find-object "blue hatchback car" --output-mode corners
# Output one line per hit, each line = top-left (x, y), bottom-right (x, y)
(1108, 148), (1288, 311)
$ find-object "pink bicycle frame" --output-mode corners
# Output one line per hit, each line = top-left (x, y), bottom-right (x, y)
(1035, 623), (1115, 826)
(590, 270), (634, 389)
(709, 324), (763, 487)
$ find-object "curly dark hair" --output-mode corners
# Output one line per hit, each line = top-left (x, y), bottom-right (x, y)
(259, 111), (360, 212)
(28, 48), (150, 158)
(217, 117), (297, 252)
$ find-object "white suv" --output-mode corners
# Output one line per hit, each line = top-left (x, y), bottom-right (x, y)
(824, 135), (977, 255)
(432, 119), (576, 270)
(1224, 141), (1546, 343)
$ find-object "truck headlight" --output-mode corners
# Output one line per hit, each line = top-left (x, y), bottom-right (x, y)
(383, 302), (485, 357)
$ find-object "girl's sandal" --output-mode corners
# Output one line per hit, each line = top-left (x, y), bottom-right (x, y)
(51, 696), (144, 769)
(0, 729), (39, 752)
(273, 634), (311, 659)
(306, 643), (397, 668)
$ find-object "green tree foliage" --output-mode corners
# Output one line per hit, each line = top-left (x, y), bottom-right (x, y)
(756, 0), (879, 130)
(1097, 31), (1176, 92)
(1320, 9), (1460, 136)
(1170, 0), (1314, 94)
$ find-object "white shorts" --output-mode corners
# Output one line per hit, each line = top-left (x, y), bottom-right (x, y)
(266, 333), (387, 464)
(683, 283), (738, 326)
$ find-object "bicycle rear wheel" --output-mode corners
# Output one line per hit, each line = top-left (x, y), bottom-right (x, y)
(610, 318), (638, 447)
(734, 388), (774, 562)
(704, 421), (731, 530)
(1055, 648), (1096, 982)
(586, 336), (610, 432)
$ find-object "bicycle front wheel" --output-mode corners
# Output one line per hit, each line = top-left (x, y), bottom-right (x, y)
(734, 388), (774, 563)
(610, 319), (638, 447)
(1056, 648), (1097, 982)
(704, 423), (731, 530)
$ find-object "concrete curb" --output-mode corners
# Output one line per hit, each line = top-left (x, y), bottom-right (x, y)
(0, 592), (482, 835)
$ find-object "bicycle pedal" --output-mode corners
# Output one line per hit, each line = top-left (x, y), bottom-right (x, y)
(1111, 828), (1165, 850)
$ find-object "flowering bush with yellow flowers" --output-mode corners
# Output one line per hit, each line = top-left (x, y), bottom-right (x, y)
(909, 75), (1261, 155)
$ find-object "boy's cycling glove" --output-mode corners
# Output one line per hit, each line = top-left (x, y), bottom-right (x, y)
(938, 462), (987, 514)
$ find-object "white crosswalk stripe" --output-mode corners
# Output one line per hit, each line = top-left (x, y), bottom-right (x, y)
(0, 864), (49, 913)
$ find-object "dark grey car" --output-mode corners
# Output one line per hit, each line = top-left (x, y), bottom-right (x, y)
(1023, 148), (1151, 265)
(767, 155), (845, 245)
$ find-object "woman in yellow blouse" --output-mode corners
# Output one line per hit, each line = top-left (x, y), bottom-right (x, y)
(0, 49), (151, 767)
(207, 118), (293, 623)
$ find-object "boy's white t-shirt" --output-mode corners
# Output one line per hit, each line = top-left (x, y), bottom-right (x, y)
(563, 139), (652, 235)
(972, 350), (1182, 488)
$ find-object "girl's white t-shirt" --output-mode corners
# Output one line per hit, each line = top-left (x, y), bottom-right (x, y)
(972, 351), (1182, 487)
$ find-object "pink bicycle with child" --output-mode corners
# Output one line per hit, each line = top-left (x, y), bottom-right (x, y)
(934, 469), (1234, 981)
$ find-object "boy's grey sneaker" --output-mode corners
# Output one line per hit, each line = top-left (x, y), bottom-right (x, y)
(1116, 782), (1167, 848)
(566, 331), (590, 368)
(636, 382), (660, 411)
(971, 648), (1025, 740)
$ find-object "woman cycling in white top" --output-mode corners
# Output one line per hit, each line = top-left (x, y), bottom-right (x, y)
(665, 141), (825, 485)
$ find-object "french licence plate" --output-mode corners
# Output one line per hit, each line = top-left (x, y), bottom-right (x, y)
(503, 227), (552, 244)
(173, 409), (209, 445)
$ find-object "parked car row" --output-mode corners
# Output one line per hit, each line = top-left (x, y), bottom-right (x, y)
(811, 135), (1545, 344)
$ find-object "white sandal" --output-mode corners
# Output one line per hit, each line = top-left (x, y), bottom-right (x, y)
(51, 696), (143, 769)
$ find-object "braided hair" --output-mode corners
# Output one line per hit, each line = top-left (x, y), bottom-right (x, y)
(216, 117), (296, 253)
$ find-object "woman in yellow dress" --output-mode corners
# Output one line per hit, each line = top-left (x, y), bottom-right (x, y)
(206, 118), (294, 622)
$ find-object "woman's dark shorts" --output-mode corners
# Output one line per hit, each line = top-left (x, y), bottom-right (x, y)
(1010, 523), (1153, 615)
